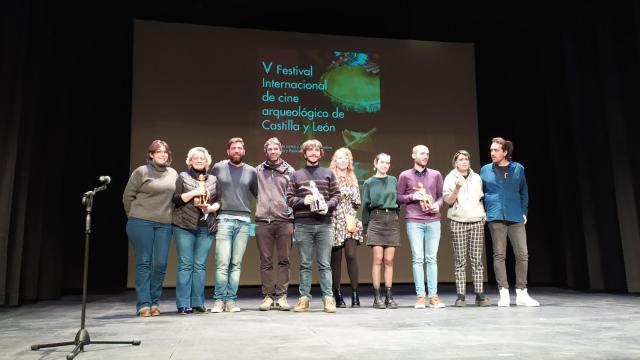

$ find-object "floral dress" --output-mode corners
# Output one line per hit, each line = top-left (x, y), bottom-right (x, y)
(332, 176), (364, 246)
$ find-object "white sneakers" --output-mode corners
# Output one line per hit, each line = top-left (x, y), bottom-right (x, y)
(498, 288), (540, 307)
(225, 301), (241, 312)
(515, 288), (540, 307)
(414, 296), (426, 309)
(498, 288), (511, 307)
(259, 295), (274, 311)
(211, 300), (224, 313)
(275, 295), (291, 311)
(211, 300), (241, 313)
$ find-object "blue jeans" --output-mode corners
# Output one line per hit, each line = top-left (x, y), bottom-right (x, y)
(173, 225), (214, 308)
(213, 219), (250, 301)
(126, 218), (172, 312)
(406, 221), (441, 297)
(294, 223), (334, 298)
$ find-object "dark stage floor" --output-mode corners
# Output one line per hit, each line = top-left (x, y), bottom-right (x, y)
(1, 284), (639, 359)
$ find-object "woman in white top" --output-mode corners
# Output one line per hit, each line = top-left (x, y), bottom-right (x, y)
(443, 150), (490, 307)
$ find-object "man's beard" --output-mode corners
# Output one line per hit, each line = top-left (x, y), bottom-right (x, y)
(305, 157), (319, 166)
(230, 155), (243, 164)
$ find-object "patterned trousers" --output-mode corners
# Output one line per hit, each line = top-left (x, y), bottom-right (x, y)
(449, 220), (485, 295)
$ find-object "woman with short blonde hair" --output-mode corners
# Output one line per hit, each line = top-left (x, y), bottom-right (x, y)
(172, 146), (220, 314)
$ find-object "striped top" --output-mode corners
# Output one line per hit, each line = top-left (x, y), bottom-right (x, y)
(286, 165), (340, 225)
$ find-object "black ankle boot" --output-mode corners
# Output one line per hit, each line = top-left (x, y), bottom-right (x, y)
(334, 288), (346, 308)
(373, 288), (386, 309)
(385, 287), (398, 309)
(351, 288), (360, 308)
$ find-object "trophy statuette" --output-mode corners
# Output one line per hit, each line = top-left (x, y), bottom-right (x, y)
(300, 180), (327, 213)
(414, 182), (433, 212)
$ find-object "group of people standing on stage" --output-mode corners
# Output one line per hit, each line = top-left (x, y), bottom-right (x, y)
(123, 136), (539, 317)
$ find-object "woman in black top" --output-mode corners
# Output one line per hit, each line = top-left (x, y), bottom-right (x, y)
(172, 147), (219, 314)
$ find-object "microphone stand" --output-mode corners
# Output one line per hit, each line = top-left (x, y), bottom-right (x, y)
(31, 181), (140, 359)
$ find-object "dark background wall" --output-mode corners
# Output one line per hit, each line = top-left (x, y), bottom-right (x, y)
(2, 2), (639, 305)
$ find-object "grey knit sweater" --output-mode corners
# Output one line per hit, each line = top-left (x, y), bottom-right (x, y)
(123, 162), (178, 224)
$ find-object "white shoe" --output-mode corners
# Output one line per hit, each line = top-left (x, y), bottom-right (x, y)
(498, 288), (511, 307)
(275, 295), (291, 311)
(211, 300), (224, 313)
(516, 288), (540, 307)
(259, 295), (274, 311)
(428, 295), (446, 309)
(225, 301), (241, 312)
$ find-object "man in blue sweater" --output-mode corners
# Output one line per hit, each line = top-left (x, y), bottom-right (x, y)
(480, 137), (539, 307)
(210, 137), (258, 313)
(287, 139), (340, 313)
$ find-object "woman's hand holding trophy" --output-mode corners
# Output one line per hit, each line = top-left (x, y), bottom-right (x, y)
(193, 175), (210, 210)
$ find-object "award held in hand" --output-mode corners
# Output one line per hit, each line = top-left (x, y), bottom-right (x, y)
(193, 174), (210, 212)
(301, 180), (327, 213)
(414, 182), (433, 212)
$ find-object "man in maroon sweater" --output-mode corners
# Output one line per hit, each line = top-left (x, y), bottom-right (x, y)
(396, 145), (446, 309)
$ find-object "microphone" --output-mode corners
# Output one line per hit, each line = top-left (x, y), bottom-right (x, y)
(99, 176), (111, 184)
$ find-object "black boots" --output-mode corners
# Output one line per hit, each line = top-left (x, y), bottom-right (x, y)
(373, 288), (386, 309)
(351, 288), (360, 308)
(385, 287), (398, 309)
(334, 288), (347, 308)
(373, 287), (398, 309)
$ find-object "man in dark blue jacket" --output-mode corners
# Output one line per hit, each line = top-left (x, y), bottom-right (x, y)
(480, 137), (539, 307)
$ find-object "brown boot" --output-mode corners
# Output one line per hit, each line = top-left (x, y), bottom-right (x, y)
(138, 307), (151, 317)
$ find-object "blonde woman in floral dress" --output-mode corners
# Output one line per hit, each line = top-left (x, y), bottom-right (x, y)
(329, 148), (364, 307)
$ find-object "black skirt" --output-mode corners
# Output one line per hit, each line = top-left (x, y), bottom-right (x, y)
(366, 209), (401, 247)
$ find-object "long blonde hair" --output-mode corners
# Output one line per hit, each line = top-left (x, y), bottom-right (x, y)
(329, 147), (357, 186)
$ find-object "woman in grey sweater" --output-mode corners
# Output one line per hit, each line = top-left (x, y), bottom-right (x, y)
(123, 140), (178, 317)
